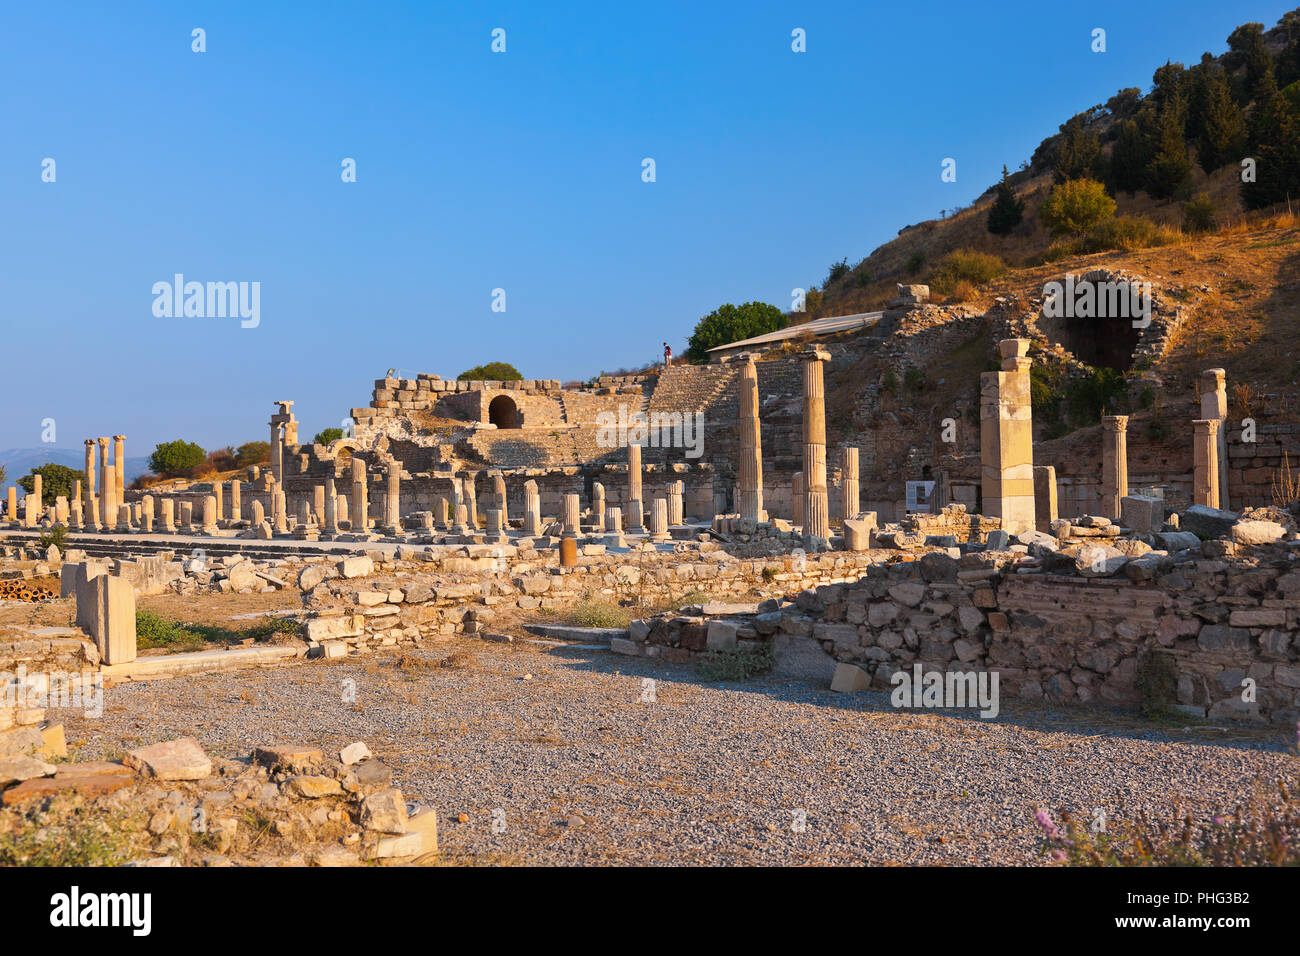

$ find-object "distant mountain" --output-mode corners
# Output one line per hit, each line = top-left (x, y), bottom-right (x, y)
(0, 448), (152, 488)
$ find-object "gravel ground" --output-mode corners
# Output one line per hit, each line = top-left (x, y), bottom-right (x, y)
(58, 638), (1298, 866)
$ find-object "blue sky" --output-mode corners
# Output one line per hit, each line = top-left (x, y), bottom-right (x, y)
(2, 0), (1293, 456)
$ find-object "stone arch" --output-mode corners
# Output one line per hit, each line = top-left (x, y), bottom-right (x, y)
(327, 437), (362, 460)
(489, 395), (521, 429)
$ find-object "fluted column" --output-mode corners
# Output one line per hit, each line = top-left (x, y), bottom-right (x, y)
(801, 348), (830, 539)
(1101, 415), (1128, 521)
(738, 356), (764, 523)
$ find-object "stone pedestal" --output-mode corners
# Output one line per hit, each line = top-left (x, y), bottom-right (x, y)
(980, 339), (1036, 534)
(81, 574), (136, 665)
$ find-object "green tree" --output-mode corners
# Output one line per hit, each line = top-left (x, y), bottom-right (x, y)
(314, 428), (344, 446)
(149, 440), (206, 479)
(987, 165), (1025, 236)
(457, 362), (523, 381)
(685, 302), (787, 363)
(1110, 114), (1153, 195)
(1226, 22), (1274, 102)
(1053, 116), (1105, 183)
(1242, 66), (1300, 210)
(235, 441), (270, 468)
(17, 463), (81, 503)
(825, 258), (850, 286)
(1146, 94), (1193, 199)
(1038, 178), (1117, 237)
(1198, 65), (1246, 172)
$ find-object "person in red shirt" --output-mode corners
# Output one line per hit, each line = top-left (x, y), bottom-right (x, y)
(663, 342), (672, 366)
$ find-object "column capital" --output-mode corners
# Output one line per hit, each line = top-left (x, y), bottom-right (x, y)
(1102, 415), (1129, 432)
(1192, 418), (1220, 435)
(799, 346), (831, 364)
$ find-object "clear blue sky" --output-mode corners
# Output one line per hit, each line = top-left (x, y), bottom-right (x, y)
(2, 0), (1292, 455)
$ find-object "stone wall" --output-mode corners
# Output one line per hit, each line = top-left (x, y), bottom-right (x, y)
(621, 545), (1300, 724)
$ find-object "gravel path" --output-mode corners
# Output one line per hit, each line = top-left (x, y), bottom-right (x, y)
(59, 639), (1298, 866)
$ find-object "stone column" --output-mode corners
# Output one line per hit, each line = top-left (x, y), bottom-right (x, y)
(84, 439), (97, 505)
(840, 446), (859, 521)
(141, 495), (155, 533)
(592, 482), (605, 532)
(1200, 369), (1230, 509)
(491, 473), (509, 526)
(230, 481), (242, 523)
(485, 509), (507, 544)
(668, 480), (684, 526)
(324, 478), (340, 535)
(295, 498), (312, 531)
(650, 498), (670, 542)
(270, 420), (284, 484)
(1193, 419), (1221, 509)
(101, 465), (117, 531)
(453, 503), (470, 535)
(179, 500), (194, 533)
(462, 474), (479, 528)
(1033, 465), (1058, 534)
(70, 498), (83, 529)
(800, 348), (831, 539)
(562, 493), (581, 536)
(31, 474), (42, 512)
(213, 481), (224, 522)
(115, 503), (130, 532)
(434, 496), (449, 529)
(113, 435), (126, 499)
(6, 486), (16, 525)
(738, 356), (764, 524)
(273, 489), (288, 533)
(249, 500), (265, 528)
(55, 496), (69, 524)
(607, 506), (623, 534)
(523, 480), (542, 536)
(351, 459), (368, 532)
(202, 496), (218, 534)
(980, 339), (1036, 534)
(1100, 415), (1128, 521)
(626, 443), (645, 532)
(161, 498), (175, 532)
(384, 465), (401, 534)
(792, 472), (804, 527)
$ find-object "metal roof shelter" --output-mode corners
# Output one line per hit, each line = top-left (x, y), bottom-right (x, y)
(706, 311), (884, 362)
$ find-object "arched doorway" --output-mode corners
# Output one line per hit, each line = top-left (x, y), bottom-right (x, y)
(489, 395), (521, 429)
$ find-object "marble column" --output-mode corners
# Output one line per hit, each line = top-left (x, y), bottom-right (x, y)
(385, 464), (401, 534)
(523, 480), (542, 536)
(668, 480), (684, 526)
(351, 459), (368, 532)
(6, 486), (16, 525)
(1193, 419), (1220, 509)
(101, 465), (117, 531)
(840, 447), (859, 521)
(1100, 416), (1128, 521)
(84, 439), (97, 508)
(562, 493), (581, 536)
(161, 498), (176, 532)
(202, 495), (218, 534)
(627, 443), (645, 532)
(113, 435), (126, 500)
(800, 347), (831, 539)
(592, 482), (606, 533)
(738, 356), (764, 523)
(230, 481), (242, 523)
(792, 472), (804, 527)
(491, 473), (509, 525)
(1200, 369), (1230, 509)
(650, 498), (670, 542)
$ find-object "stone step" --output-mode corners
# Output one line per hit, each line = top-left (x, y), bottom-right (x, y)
(521, 624), (625, 643)
(101, 644), (308, 683)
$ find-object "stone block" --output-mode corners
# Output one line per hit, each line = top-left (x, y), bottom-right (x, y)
(1180, 504), (1237, 539)
(125, 736), (211, 780)
(82, 574), (136, 665)
(1121, 495), (1164, 534)
(830, 662), (871, 693)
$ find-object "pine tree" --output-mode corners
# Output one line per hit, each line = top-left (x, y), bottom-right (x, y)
(987, 165), (1025, 236)
(1053, 116), (1104, 183)
(1227, 23), (1275, 102)
(1242, 67), (1300, 210)
(1110, 114), (1152, 195)
(1198, 66), (1247, 172)
(1146, 94), (1193, 199)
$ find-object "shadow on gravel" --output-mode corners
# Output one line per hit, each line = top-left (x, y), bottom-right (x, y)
(533, 643), (1293, 756)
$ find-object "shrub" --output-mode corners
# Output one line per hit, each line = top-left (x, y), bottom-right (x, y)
(149, 440), (206, 479)
(903, 367), (926, 391)
(206, 446), (237, 472)
(825, 257), (850, 286)
(696, 645), (776, 681)
(457, 362), (522, 381)
(1183, 194), (1218, 233)
(905, 250), (926, 275)
(37, 525), (68, 553)
(1038, 178), (1116, 237)
(928, 248), (1007, 296)
(17, 463), (81, 503)
(1081, 215), (1177, 253)
(568, 600), (634, 629)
